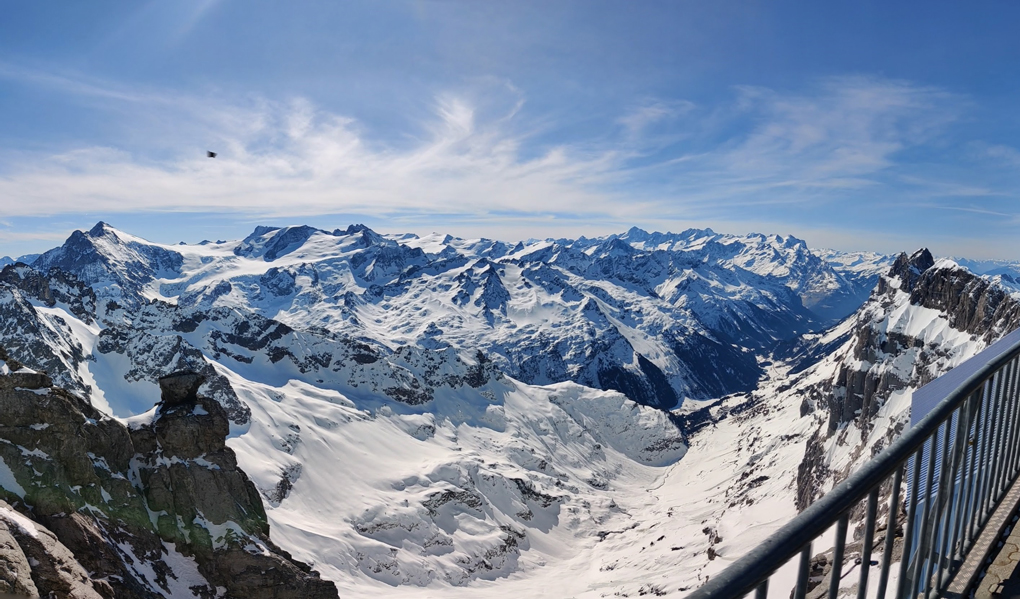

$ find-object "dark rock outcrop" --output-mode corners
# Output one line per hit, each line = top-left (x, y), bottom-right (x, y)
(158, 371), (206, 407)
(887, 248), (934, 292)
(908, 259), (1020, 342)
(795, 249), (1020, 511)
(0, 352), (338, 598)
(0, 511), (43, 597)
(826, 250), (1020, 437)
(0, 263), (97, 324)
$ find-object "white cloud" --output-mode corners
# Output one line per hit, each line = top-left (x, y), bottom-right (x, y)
(0, 228), (74, 245)
(0, 69), (992, 253)
(618, 100), (695, 135)
(649, 76), (964, 212)
(0, 92), (627, 221)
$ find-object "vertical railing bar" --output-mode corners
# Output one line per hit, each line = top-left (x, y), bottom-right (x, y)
(1004, 356), (1020, 493)
(909, 427), (942, 599)
(936, 399), (972, 591)
(993, 360), (1016, 500)
(920, 417), (954, 596)
(971, 377), (995, 534)
(754, 579), (768, 599)
(933, 414), (959, 593)
(947, 393), (977, 566)
(897, 447), (924, 599)
(968, 377), (994, 543)
(1012, 357), (1020, 477)
(1004, 357), (1020, 479)
(857, 488), (880, 599)
(999, 357), (1020, 492)
(991, 361), (1009, 501)
(876, 466), (902, 599)
(994, 364), (1012, 504)
(956, 389), (982, 556)
(984, 369), (1006, 514)
(976, 372), (997, 521)
(1010, 356), (1020, 475)
(794, 543), (812, 599)
(829, 513), (849, 599)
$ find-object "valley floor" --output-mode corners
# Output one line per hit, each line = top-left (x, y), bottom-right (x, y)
(223, 356), (881, 599)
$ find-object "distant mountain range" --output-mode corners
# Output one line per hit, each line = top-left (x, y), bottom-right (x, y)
(2, 222), (1017, 597)
(17, 222), (893, 412)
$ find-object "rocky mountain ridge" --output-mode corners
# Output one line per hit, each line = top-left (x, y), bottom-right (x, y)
(575, 248), (1020, 598)
(9, 222), (891, 414)
(13, 222), (1013, 598)
(0, 350), (337, 598)
(792, 249), (1020, 509)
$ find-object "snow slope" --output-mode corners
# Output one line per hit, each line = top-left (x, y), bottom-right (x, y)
(25, 222), (892, 410)
(6, 223), (1017, 597)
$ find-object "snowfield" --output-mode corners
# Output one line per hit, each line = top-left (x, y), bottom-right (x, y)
(5, 224), (1018, 597)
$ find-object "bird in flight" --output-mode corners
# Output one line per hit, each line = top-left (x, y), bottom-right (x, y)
(207, 151), (217, 158)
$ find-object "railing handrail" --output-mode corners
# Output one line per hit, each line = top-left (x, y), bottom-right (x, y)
(688, 332), (1020, 598)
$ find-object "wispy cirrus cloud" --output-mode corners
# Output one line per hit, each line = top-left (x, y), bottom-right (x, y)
(0, 67), (1010, 255)
(0, 91), (623, 221)
(0, 226), (76, 246)
(618, 100), (695, 135)
(647, 76), (966, 210)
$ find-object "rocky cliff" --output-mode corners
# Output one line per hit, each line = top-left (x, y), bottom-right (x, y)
(0, 347), (337, 598)
(794, 249), (1020, 510)
(826, 249), (1020, 438)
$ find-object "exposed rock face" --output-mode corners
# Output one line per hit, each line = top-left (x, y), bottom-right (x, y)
(0, 263), (97, 325)
(0, 351), (337, 598)
(827, 250), (1020, 437)
(907, 257), (1020, 341)
(157, 371), (205, 407)
(0, 508), (42, 597)
(887, 248), (934, 292)
(794, 249), (1020, 510)
(0, 502), (106, 599)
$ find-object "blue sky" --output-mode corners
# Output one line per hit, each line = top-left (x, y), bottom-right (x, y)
(3, 1), (1020, 259)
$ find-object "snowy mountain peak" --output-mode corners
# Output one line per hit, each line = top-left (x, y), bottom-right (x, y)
(20, 223), (905, 412)
(624, 225), (648, 238)
(597, 236), (639, 257)
(88, 220), (114, 236)
(888, 247), (935, 290)
(7, 220), (1020, 598)
(341, 222), (380, 237)
(30, 222), (184, 310)
(236, 224), (323, 261)
(245, 225), (282, 239)
(774, 233), (807, 249)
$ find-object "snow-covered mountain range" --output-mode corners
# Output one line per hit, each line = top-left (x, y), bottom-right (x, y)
(13, 222), (890, 413)
(3, 221), (1016, 598)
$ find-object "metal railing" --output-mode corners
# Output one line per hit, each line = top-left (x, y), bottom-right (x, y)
(689, 330), (1020, 599)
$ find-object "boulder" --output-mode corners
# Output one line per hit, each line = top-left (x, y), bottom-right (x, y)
(157, 371), (205, 406)
(0, 501), (105, 599)
(0, 510), (39, 597)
